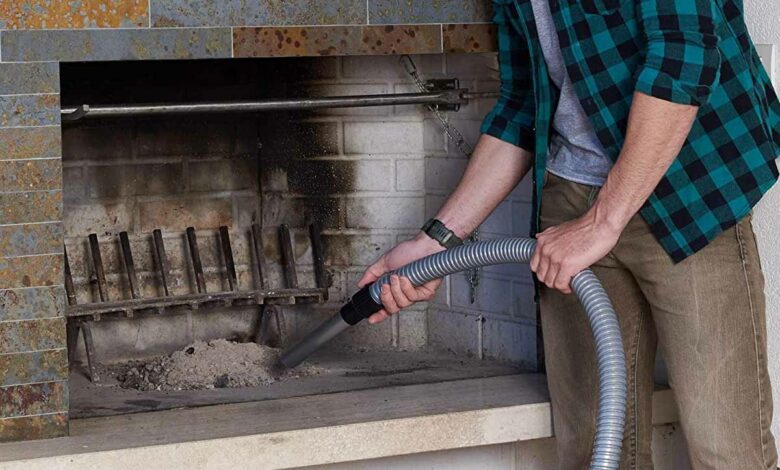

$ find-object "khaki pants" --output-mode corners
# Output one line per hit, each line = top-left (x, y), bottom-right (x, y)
(539, 172), (778, 469)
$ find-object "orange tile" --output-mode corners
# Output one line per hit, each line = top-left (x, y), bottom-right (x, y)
(0, 0), (148, 29)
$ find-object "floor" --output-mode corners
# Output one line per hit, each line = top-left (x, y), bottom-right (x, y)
(69, 349), (523, 418)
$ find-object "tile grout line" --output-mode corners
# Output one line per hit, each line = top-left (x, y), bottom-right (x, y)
(0, 347), (66, 356)
(0, 378), (68, 390)
(0, 411), (67, 421)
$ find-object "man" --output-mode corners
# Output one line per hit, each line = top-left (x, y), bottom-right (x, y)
(358, 0), (780, 468)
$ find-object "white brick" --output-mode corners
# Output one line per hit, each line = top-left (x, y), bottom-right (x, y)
(323, 234), (396, 267)
(425, 157), (467, 191)
(480, 200), (513, 236)
(445, 118), (483, 156)
(425, 194), (446, 219)
(353, 159), (394, 191)
(64, 202), (133, 237)
(451, 272), (513, 316)
(396, 159), (424, 191)
(344, 122), (424, 154)
(445, 53), (498, 79)
(512, 201), (532, 235)
(423, 118), (447, 152)
(509, 175), (533, 202)
(342, 54), (444, 79)
(346, 196), (424, 229)
(398, 310), (428, 350)
(428, 308), (480, 357)
(512, 281), (536, 320)
(482, 319), (536, 366)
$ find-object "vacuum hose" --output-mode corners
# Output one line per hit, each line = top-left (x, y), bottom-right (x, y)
(277, 238), (626, 470)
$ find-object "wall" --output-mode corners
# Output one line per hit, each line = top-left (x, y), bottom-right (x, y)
(744, 0), (780, 457)
(0, 0), (496, 442)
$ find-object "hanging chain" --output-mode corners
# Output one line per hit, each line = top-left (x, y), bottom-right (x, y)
(401, 55), (480, 304)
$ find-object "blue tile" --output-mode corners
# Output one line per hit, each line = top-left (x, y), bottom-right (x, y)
(368, 0), (492, 24)
(0, 63), (59, 95)
(0, 349), (68, 387)
(0, 94), (60, 128)
(151, 0), (367, 27)
(0, 286), (66, 322)
(1, 28), (232, 62)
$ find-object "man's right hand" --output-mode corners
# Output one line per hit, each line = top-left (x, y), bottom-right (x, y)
(357, 234), (446, 324)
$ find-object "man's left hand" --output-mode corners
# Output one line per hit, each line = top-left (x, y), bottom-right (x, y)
(530, 206), (623, 294)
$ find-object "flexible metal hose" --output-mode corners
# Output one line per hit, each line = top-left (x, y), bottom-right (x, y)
(279, 237), (626, 469)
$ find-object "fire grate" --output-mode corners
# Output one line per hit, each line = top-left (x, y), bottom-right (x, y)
(64, 222), (329, 383)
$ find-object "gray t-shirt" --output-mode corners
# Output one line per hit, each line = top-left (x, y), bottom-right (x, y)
(530, 0), (613, 187)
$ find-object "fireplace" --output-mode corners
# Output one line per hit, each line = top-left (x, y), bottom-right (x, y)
(48, 54), (538, 419)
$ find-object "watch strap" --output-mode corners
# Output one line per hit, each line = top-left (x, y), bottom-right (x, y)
(421, 218), (463, 249)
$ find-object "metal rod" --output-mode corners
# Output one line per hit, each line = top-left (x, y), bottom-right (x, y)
(186, 227), (207, 294)
(278, 224), (298, 289)
(63, 245), (77, 306)
(81, 322), (100, 383)
(88, 234), (108, 302)
(219, 226), (238, 292)
(61, 89), (472, 121)
(119, 232), (141, 299)
(152, 229), (171, 297)
(251, 223), (268, 290)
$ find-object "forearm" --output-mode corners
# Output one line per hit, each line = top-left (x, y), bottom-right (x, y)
(430, 134), (532, 240)
(593, 92), (699, 231)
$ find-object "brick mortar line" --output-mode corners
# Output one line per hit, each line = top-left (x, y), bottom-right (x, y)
(0, 347), (66, 357)
(0, 411), (67, 421)
(0, 379), (68, 390)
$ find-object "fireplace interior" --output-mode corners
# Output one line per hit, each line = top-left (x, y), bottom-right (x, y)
(58, 54), (537, 418)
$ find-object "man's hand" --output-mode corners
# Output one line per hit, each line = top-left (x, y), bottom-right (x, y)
(357, 234), (445, 324)
(530, 203), (623, 294)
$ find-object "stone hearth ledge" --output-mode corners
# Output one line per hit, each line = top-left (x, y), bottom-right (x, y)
(0, 374), (679, 469)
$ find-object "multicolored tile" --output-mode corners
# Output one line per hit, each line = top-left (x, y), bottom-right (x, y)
(0, 223), (63, 258)
(0, 349), (68, 386)
(0, 28), (231, 62)
(151, 0), (366, 27)
(0, 95), (60, 128)
(0, 287), (66, 322)
(0, 127), (62, 161)
(0, 381), (68, 418)
(0, 413), (68, 443)
(233, 24), (442, 57)
(0, 191), (62, 225)
(443, 23), (497, 53)
(0, 0), (148, 29)
(0, 254), (63, 290)
(0, 160), (62, 193)
(0, 318), (66, 354)
(368, 0), (492, 24)
(0, 63), (59, 95)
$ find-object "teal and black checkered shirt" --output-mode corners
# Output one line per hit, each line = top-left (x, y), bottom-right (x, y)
(481, 0), (780, 262)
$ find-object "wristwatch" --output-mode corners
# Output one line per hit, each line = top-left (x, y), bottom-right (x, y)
(421, 218), (464, 249)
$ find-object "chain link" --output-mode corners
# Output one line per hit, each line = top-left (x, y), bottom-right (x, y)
(401, 55), (481, 304)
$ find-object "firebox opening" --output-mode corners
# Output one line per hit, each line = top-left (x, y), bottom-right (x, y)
(59, 54), (535, 418)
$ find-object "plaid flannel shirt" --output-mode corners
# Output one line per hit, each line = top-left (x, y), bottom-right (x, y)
(481, 0), (780, 262)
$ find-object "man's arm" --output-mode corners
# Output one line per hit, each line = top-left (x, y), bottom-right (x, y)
(530, 92), (699, 293)
(358, 134), (533, 324)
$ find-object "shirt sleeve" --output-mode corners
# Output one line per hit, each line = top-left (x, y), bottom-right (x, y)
(634, 0), (722, 106)
(480, 0), (536, 153)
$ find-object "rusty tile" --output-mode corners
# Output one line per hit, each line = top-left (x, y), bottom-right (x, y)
(0, 0), (148, 29)
(0, 286), (66, 322)
(0, 223), (63, 258)
(0, 95), (60, 128)
(151, 0), (366, 27)
(139, 198), (233, 232)
(0, 349), (68, 387)
(0, 318), (66, 354)
(233, 24), (442, 58)
(0, 63), (59, 95)
(368, 0), (492, 24)
(0, 127), (62, 161)
(443, 23), (497, 53)
(0, 254), (63, 290)
(1, 28), (231, 62)
(0, 413), (68, 443)
(0, 191), (62, 225)
(0, 381), (68, 418)
(0, 160), (62, 193)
